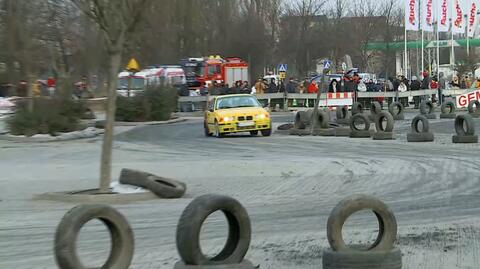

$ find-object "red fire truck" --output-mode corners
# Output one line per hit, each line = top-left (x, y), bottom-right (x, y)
(180, 56), (249, 90)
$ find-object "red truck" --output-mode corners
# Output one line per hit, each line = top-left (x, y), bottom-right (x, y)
(180, 56), (249, 90)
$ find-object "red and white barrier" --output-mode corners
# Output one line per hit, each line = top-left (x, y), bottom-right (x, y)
(456, 90), (480, 108)
(320, 92), (355, 108)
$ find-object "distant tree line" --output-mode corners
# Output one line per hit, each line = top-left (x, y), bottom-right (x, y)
(0, 0), (406, 86)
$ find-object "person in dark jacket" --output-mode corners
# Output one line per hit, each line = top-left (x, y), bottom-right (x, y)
(268, 78), (278, 93)
(410, 76), (421, 108)
(421, 71), (431, 89)
(286, 77), (297, 93)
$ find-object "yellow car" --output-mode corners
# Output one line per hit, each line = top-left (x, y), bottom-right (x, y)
(204, 94), (271, 137)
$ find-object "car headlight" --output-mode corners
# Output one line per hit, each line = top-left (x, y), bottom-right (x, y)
(220, 116), (234, 122)
(255, 113), (269, 120)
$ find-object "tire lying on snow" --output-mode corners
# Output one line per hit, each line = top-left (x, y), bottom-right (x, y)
(323, 247), (402, 269)
(55, 204), (134, 269)
(349, 113), (371, 138)
(176, 194), (251, 265)
(373, 111), (395, 140)
(452, 114), (478, 143)
(407, 115), (434, 142)
(388, 101), (405, 120)
(327, 194), (397, 252)
(440, 100), (457, 119)
(314, 110), (331, 129)
(119, 168), (186, 198)
(351, 102), (364, 115)
(294, 111), (310, 129)
(468, 100), (480, 117)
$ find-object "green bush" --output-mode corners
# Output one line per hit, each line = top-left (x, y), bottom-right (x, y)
(7, 98), (87, 136)
(115, 85), (178, 122)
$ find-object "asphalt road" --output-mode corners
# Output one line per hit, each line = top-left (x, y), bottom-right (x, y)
(1, 111), (480, 269)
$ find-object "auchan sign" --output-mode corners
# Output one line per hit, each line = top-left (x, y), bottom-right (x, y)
(456, 90), (480, 108)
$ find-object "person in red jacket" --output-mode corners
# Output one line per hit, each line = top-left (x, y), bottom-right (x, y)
(308, 80), (319, 93)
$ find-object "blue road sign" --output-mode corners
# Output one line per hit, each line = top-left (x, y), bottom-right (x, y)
(278, 64), (288, 72)
(323, 60), (332, 70)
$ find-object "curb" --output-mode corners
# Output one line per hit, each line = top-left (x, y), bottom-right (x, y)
(0, 128), (104, 143)
(113, 117), (188, 127)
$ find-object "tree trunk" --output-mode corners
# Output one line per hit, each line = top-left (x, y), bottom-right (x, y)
(99, 50), (122, 193)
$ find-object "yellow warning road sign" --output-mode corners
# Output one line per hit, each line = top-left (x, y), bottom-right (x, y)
(126, 58), (140, 72)
(279, 71), (286, 80)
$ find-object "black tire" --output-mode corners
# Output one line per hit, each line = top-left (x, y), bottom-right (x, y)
(350, 113), (371, 131)
(176, 194), (251, 265)
(261, 128), (271, 136)
(375, 111), (394, 133)
(370, 101), (382, 115)
(411, 115), (430, 133)
(468, 100), (480, 114)
(294, 111), (309, 129)
(388, 102), (404, 117)
(455, 114), (475, 136)
(453, 135), (479, 143)
(314, 110), (330, 129)
(441, 101), (456, 114)
(420, 100), (434, 114)
(327, 194), (397, 252)
(336, 106), (348, 120)
(119, 169), (186, 198)
(322, 247), (402, 269)
(352, 102), (364, 115)
(407, 132), (434, 142)
(214, 120), (224, 138)
(249, 130), (259, 136)
(54, 204), (134, 269)
(204, 122), (212, 137)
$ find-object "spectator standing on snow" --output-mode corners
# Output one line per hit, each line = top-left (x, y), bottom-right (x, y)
(286, 77), (297, 93)
(268, 78), (277, 93)
(410, 76), (421, 108)
(254, 79), (266, 94)
(421, 71), (431, 89)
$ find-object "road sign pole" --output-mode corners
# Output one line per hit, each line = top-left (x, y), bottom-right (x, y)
(311, 60), (331, 134)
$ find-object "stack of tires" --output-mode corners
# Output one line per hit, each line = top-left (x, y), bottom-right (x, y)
(452, 114), (478, 143)
(323, 195), (402, 269)
(420, 100), (436, 119)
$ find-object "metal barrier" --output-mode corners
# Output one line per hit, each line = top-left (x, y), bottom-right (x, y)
(177, 89), (473, 111)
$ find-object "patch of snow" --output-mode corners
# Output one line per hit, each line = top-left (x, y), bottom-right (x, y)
(110, 181), (148, 194)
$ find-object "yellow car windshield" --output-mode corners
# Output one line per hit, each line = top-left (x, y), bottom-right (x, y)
(216, 96), (261, 110)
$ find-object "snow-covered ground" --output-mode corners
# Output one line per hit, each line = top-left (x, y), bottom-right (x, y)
(0, 114), (479, 269)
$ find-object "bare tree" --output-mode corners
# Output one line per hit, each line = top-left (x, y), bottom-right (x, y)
(71, 0), (152, 193)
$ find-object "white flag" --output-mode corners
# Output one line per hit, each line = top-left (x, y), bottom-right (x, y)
(421, 0), (435, 31)
(406, 0), (420, 31)
(438, 0), (451, 32)
(452, 0), (467, 34)
(467, 0), (480, 37)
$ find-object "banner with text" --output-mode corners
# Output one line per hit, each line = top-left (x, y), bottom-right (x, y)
(422, 0), (435, 32)
(406, 0), (420, 31)
(452, 0), (467, 34)
(438, 0), (451, 32)
(468, 0), (480, 37)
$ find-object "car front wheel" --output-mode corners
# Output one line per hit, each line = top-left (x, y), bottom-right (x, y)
(261, 128), (271, 137)
(214, 121), (224, 138)
(204, 122), (212, 137)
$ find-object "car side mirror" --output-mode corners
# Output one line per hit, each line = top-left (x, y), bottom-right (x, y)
(209, 108), (214, 112)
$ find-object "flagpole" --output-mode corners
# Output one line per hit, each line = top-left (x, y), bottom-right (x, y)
(422, 30), (425, 73)
(405, 25), (408, 78)
(436, 23), (440, 78)
(451, 0), (455, 73)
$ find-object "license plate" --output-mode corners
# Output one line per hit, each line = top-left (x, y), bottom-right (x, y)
(238, 121), (254, 127)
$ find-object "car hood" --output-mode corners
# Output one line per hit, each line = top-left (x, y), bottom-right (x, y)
(216, 107), (268, 117)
